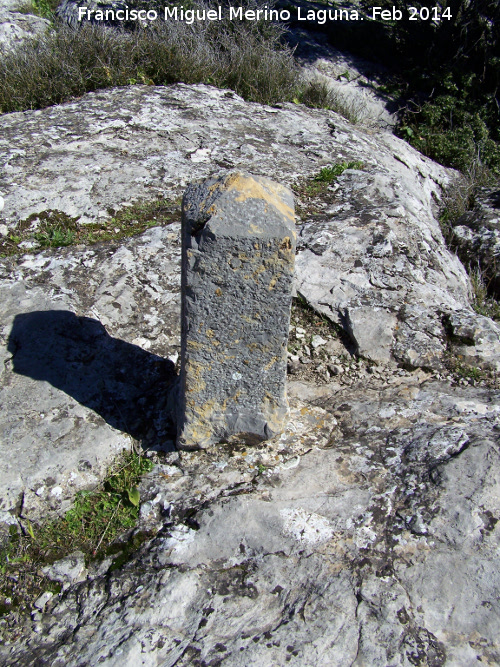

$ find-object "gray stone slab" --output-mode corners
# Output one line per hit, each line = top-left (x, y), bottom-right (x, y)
(177, 172), (296, 449)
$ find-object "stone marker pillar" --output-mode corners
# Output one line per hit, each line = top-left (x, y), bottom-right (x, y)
(177, 172), (296, 450)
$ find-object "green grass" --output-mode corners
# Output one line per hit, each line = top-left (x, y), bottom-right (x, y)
(314, 161), (364, 183)
(470, 269), (500, 322)
(297, 160), (364, 199)
(0, 198), (181, 257)
(18, 0), (59, 19)
(0, 451), (154, 617)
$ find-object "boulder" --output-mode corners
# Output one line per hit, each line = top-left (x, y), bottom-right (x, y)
(56, 0), (133, 29)
(0, 0), (50, 52)
(1, 83), (499, 370)
(0, 81), (500, 665)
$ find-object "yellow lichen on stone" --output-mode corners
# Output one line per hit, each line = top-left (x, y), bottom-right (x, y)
(268, 276), (278, 291)
(225, 173), (295, 223)
(264, 356), (278, 371)
(185, 359), (207, 394)
(187, 340), (204, 349)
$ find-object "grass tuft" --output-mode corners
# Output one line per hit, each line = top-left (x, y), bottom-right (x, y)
(0, 451), (154, 617)
(314, 160), (364, 184)
(0, 198), (181, 257)
(294, 160), (364, 203)
(298, 79), (366, 124)
(470, 268), (500, 322)
(438, 167), (500, 319)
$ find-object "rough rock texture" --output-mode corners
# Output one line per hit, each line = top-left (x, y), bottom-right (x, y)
(1, 375), (499, 666)
(178, 172), (296, 449)
(0, 226), (180, 523)
(289, 26), (397, 130)
(452, 187), (500, 297)
(1, 80), (500, 663)
(1, 83), (499, 369)
(56, 0), (133, 29)
(0, 0), (50, 51)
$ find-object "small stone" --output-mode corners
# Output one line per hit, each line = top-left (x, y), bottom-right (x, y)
(328, 364), (343, 376)
(303, 345), (311, 356)
(34, 591), (54, 611)
(311, 335), (327, 349)
(300, 357), (311, 365)
(42, 551), (87, 583)
(168, 352), (179, 365)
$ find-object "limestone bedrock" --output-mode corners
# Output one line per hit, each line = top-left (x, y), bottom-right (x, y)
(178, 172), (296, 449)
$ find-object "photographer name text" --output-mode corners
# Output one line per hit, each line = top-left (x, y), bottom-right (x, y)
(78, 5), (453, 25)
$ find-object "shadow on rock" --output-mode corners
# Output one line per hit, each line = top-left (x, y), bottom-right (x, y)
(7, 310), (178, 450)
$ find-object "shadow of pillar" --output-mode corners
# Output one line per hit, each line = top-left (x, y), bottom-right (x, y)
(7, 310), (177, 451)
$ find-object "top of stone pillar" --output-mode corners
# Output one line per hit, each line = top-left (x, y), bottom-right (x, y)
(182, 171), (295, 243)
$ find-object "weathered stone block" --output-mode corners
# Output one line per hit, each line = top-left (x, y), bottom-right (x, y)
(177, 172), (296, 450)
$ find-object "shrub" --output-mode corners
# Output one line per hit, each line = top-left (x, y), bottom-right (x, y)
(0, 6), (300, 112)
(323, 0), (500, 174)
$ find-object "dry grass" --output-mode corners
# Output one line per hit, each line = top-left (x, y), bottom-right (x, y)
(298, 79), (366, 124)
(0, 7), (300, 112)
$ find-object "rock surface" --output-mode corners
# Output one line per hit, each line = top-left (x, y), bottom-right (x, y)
(0, 0), (50, 52)
(1, 83), (499, 371)
(0, 80), (500, 664)
(1, 375), (499, 665)
(0, 226), (180, 523)
(289, 26), (397, 130)
(452, 187), (500, 297)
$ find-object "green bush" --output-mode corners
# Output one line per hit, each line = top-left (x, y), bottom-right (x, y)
(324, 0), (500, 174)
(400, 98), (500, 174)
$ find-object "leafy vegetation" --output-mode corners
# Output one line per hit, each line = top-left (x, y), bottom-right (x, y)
(324, 0), (500, 175)
(295, 160), (364, 201)
(0, 451), (154, 617)
(314, 161), (364, 183)
(18, 0), (59, 19)
(0, 198), (181, 257)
